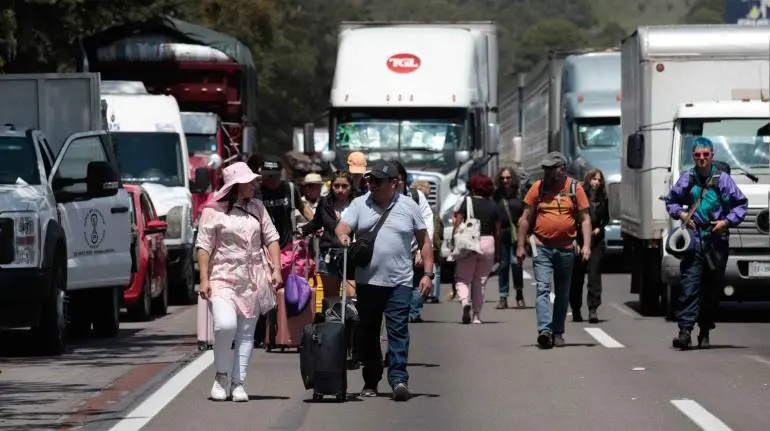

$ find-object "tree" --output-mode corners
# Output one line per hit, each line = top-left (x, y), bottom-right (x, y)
(594, 22), (627, 48)
(514, 19), (590, 73)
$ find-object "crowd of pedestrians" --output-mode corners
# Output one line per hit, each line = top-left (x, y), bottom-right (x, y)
(194, 144), (745, 402)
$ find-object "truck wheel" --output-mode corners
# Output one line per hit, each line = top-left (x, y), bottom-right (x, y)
(152, 276), (169, 316)
(128, 277), (153, 321)
(93, 286), (120, 337)
(36, 257), (67, 355)
(173, 259), (196, 305)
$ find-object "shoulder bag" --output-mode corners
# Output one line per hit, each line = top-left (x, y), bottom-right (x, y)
(348, 201), (396, 267)
(452, 196), (482, 258)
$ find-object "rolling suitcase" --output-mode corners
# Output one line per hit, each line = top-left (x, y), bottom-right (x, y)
(197, 296), (214, 351)
(299, 247), (349, 402)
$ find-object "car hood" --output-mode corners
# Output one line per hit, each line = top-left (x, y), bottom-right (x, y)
(0, 184), (47, 213)
(140, 183), (191, 216)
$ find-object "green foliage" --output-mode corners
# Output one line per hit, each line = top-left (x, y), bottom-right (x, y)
(0, 0), (714, 153)
(514, 19), (590, 73)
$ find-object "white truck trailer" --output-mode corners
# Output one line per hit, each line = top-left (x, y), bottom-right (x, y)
(316, 21), (500, 219)
(620, 25), (770, 315)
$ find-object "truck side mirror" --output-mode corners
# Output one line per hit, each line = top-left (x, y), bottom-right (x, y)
(487, 123), (500, 154)
(208, 153), (223, 169)
(455, 150), (471, 164)
(321, 150), (337, 163)
(512, 136), (523, 164)
(626, 133), (644, 169)
(303, 123), (315, 154)
(190, 167), (210, 194)
(86, 161), (119, 198)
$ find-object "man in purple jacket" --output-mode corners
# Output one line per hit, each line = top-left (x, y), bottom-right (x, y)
(665, 137), (748, 350)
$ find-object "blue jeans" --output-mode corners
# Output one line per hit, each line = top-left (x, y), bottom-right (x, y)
(532, 245), (575, 335)
(356, 283), (411, 388)
(409, 267), (426, 319)
(499, 241), (524, 298)
(677, 239), (728, 331)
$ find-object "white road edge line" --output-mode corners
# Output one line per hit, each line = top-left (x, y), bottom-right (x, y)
(670, 399), (733, 431)
(745, 354), (770, 367)
(584, 327), (625, 348)
(609, 301), (637, 318)
(108, 350), (214, 431)
(522, 270), (532, 280)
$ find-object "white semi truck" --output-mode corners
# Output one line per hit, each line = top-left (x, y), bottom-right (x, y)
(316, 21), (500, 218)
(620, 25), (770, 315)
(501, 49), (624, 255)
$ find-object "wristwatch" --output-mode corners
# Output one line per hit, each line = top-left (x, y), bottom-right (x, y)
(424, 272), (435, 280)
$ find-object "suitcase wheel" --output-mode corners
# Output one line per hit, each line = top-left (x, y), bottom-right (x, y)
(280, 347), (286, 352)
(335, 392), (346, 402)
(197, 342), (210, 351)
(312, 392), (323, 401)
(265, 345), (272, 352)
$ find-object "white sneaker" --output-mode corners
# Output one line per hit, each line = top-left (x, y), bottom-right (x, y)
(210, 373), (229, 401)
(231, 384), (249, 402)
(472, 314), (482, 324)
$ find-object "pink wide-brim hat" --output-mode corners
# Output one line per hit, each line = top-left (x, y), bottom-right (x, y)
(210, 162), (260, 203)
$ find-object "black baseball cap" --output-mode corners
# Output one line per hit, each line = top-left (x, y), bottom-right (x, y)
(364, 160), (399, 180)
(259, 155), (283, 175)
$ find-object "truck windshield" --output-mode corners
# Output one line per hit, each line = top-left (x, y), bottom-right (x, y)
(680, 118), (770, 171)
(0, 136), (39, 185)
(112, 132), (185, 187)
(576, 118), (621, 149)
(335, 119), (464, 168)
(186, 134), (217, 155)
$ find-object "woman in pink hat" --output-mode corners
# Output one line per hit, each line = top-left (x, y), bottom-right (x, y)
(196, 162), (282, 402)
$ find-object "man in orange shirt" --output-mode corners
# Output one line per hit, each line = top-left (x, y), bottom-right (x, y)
(516, 152), (592, 349)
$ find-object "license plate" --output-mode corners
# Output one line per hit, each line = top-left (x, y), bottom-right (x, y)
(748, 262), (770, 278)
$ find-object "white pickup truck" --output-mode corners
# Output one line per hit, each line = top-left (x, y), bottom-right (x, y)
(0, 74), (131, 355)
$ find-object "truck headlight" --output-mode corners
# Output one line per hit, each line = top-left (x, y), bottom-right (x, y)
(165, 206), (183, 239)
(12, 213), (39, 266)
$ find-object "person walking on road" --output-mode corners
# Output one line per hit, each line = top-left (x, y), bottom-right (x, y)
(389, 161), (434, 323)
(296, 170), (356, 298)
(335, 160), (434, 402)
(516, 152), (592, 349)
(570, 169), (610, 323)
(665, 137), (747, 350)
(493, 167), (526, 309)
(196, 162), (282, 402)
(452, 174), (500, 324)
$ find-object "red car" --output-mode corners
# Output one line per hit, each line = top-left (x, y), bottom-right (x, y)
(124, 184), (170, 320)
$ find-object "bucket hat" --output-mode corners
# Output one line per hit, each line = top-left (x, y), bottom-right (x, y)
(210, 162), (260, 203)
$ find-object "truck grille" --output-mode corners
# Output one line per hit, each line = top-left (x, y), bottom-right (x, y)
(729, 208), (770, 250)
(0, 218), (13, 264)
(425, 180), (439, 208)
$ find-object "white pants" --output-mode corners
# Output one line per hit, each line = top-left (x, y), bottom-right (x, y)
(210, 297), (257, 385)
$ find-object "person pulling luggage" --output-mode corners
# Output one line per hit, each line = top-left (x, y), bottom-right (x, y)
(196, 162), (282, 402)
(335, 160), (434, 402)
(665, 137), (747, 349)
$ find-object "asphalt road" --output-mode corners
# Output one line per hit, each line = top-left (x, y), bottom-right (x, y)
(3, 268), (770, 431)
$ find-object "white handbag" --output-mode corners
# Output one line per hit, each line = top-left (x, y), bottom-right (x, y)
(452, 197), (482, 257)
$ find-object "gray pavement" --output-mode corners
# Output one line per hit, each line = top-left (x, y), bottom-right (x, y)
(136, 271), (770, 431)
(0, 304), (199, 431)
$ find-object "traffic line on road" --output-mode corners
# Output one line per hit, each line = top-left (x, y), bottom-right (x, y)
(670, 399), (733, 431)
(108, 350), (214, 431)
(609, 301), (637, 318)
(745, 354), (770, 367)
(522, 270), (532, 280)
(584, 327), (624, 348)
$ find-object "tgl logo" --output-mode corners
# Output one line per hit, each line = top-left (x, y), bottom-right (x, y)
(387, 53), (421, 73)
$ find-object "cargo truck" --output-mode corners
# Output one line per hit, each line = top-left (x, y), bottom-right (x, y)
(315, 21), (500, 217)
(501, 49), (624, 256)
(0, 73), (131, 354)
(620, 25), (770, 315)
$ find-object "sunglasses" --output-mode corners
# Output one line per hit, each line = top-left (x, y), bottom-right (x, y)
(693, 151), (712, 159)
(365, 177), (394, 185)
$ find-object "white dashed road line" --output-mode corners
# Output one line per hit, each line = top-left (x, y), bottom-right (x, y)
(670, 399), (733, 431)
(745, 354), (770, 367)
(609, 301), (637, 318)
(584, 327), (625, 348)
(108, 350), (214, 431)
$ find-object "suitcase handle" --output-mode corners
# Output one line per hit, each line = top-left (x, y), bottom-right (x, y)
(341, 246), (348, 323)
(290, 236), (312, 279)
